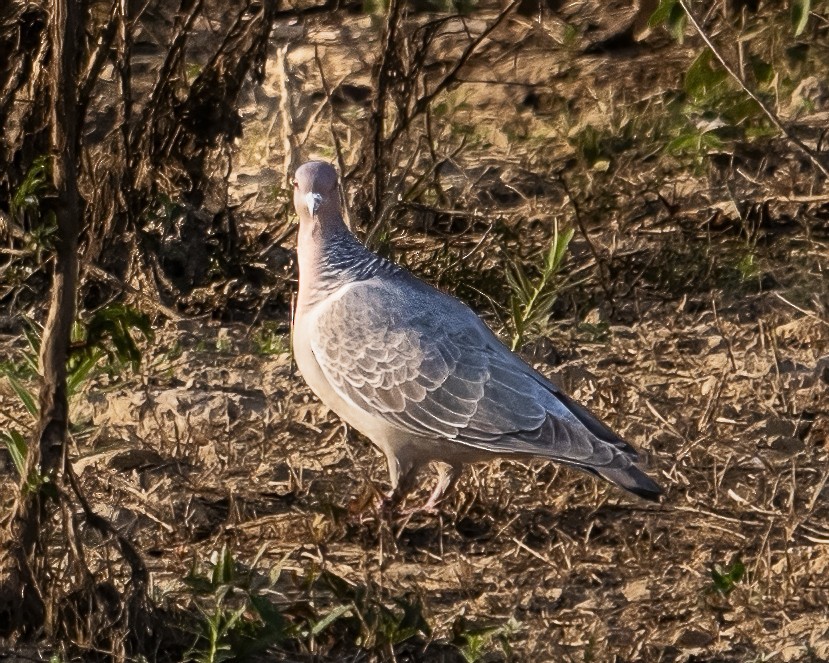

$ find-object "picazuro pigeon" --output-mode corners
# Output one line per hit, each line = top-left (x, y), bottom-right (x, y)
(291, 160), (662, 510)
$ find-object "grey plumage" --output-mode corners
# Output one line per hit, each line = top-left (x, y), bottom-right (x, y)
(291, 160), (662, 507)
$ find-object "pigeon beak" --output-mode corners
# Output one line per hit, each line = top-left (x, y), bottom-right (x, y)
(305, 192), (323, 217)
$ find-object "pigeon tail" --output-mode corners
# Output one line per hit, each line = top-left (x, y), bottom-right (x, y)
(589, 465), (663, 501)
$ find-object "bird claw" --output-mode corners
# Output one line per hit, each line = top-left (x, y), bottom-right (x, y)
(346, 488), (399, 525)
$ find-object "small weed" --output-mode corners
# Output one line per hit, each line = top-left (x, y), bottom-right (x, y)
(709, 558), (746, 596)
(184, 545), (291, 663)
(252, 324), (288, 356)
(72, 304), (154, 376)
(0, 429), (43, 492)
(648, 0), (687, 42)
(306, 570), (432, 653)
(11, 156), (49, 220)
(571, 124), (634, 170)
(576, 320), (611, 344)
(7, 155), (58, 261)
(453, 616), (520, 662)
(734, 251), (759, 282)
(1, 306), (152, 487)
(0, 358), (35, 381)
(506, 222), (573, 351)
(215, 330), (232, 354)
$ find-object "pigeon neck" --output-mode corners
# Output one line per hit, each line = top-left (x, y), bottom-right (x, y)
(297, 213), (354, 305)
(298, 212), (349, 255)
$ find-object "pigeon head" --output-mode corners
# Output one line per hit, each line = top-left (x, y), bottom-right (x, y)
(293, 161), (341, 225)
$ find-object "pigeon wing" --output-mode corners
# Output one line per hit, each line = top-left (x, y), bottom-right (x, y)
(308, 279), (642, 473)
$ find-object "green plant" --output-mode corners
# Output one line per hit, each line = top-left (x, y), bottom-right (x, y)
(570, 124), (635, 171)
(651, 0), (816, 41)
(663, 47), (773, 159)
(648, 0), (687, 43)
(183, 545), (291, 663)
(506, 222), (574, 351)
(791, 0), (811, 37)
(11, 156), (48, 215)
(0, 429), (42, 492)
(9, 156), (58, 261)
(300, 569), (432, 654)
(576, 320), (611, 344)
(1, 306), (152, 486)
(252, 325), (288, 356)
(452, 616), (520, 662)
(63, 305), (154, 395)
(648, 1), (825, 167)
(709, 557), (745, 595)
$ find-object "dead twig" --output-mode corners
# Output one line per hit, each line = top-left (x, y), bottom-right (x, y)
(370, 0), (404, 222)
(559, 175), (615, 305)
(278, 44), (299, 183)
(85, 264), (184, 321)
(385, 0), (521, 148)
(313, 47), (351, 227)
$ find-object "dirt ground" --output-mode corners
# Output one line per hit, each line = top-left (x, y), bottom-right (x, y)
(2, 0), (829, 660)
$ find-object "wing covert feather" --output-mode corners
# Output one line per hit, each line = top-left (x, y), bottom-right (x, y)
(309, 281), (639, 470)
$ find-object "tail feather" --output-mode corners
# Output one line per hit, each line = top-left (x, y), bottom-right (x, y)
(592, 464), (663, 501)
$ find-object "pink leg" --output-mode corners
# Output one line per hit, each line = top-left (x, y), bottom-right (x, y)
(401, 463), (462, 515)
(424, 463), (462, 510)
(376, 452), (422, 512)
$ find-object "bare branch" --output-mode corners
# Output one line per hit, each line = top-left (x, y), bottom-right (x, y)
(386, 0), (520, 148)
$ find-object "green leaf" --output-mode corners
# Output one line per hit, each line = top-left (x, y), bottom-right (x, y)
(685, 49), (727, 101)
(80, 304), (153, 371)
(183, 570), (215, 595)
(751, 58), (774, 85)
(667, 3), (687, 43)
(710, 558), (745, 595)
(211, 545), (236, 587)
(22, 317), (42, 355)
(310, 604), (352, 636)
(791, 0), (810, 36)
(249, 594), (290, 636)
(392, 595), (432, 642)
(647, 0), (678, 27)
(2, 429), (44, 491)
(700, 132), (724, 150)
(666, 133), (701, 153)
(268, 547), (297, 585)
(67, 349), (103, 397)
(2, 429), (28, 479)
(549, 227), (574, 271)
(6, 374), (38, 418)
(11, 156), (50, 217)
(510, 263), (533, 300)
(455, 617), (520, 663)
(22, 352), (38, 375)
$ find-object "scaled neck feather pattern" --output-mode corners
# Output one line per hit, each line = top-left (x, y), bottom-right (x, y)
(298, 220), (403, 309)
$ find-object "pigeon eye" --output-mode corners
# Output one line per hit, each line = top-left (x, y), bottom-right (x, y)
(292, 179), (298, 189)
